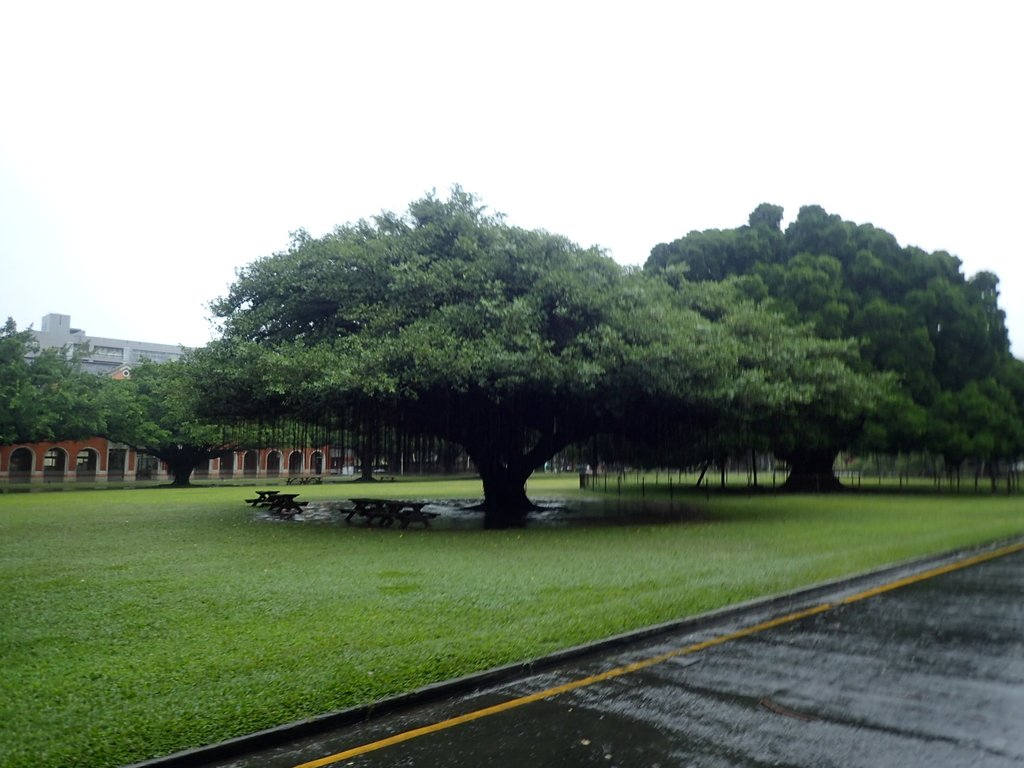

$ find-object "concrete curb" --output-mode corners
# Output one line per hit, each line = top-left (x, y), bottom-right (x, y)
(126, 535), (1024, 768)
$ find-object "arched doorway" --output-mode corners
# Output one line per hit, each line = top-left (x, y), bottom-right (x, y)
(243, 450), (259, 477)
(266, 451), (281, 477)
(311, 451), (324, 476)
(76, 449), (99, 481)
(9, 447), (33, 483)
(220, 451), (236, 478)
(288, 451), (303, 476)
(43, 448), (68, 482)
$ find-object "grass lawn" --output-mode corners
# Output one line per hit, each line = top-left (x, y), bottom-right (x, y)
(1, 476), (1022, 768)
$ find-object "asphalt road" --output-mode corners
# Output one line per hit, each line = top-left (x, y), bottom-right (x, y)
(156, 542), (1024, 768)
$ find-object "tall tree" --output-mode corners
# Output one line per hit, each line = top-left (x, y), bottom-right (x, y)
(199, 189), (870, 523)
(97, 360), (242, 487)
(645, 204), (1021, 489)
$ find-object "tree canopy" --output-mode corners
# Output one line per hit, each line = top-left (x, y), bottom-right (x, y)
(0, 318), (104, 445)
(96, 360), (251, 486)
(198, 188), (875, 522)
(646, 204), (1023, 488)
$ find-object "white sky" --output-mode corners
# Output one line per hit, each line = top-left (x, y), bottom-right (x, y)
(2, 1), (1022, 355)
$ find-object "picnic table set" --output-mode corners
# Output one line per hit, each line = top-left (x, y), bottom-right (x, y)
(244, 490), (438, 528)
(285, 476), (322, 485)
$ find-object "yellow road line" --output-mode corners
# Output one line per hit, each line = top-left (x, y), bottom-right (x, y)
(294, 540), (1024, 768)
(838, 541), (1024, 605)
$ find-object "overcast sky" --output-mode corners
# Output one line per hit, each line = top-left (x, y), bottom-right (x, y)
(2, 1), (1022, 356)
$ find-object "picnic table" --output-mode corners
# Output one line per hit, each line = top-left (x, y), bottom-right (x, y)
(265, 493), (308, 518)
(345, 499), (438, 528)
(245, 491), (307, 518)
(286, 476), (323, 485)
(245, 489), (281, 506)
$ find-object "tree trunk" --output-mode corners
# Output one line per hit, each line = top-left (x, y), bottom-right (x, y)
(452, 416), (575, 527)
(165, 456), (194, 487)
(353, 415), (378, 483)
(355, 430), (376, 482)
(780, 449), (844, 492)
(168, 469), (192, 487)
(150, 446), (220, 488)
(477, 461), (537, 528)
(695, 461), (710, 488)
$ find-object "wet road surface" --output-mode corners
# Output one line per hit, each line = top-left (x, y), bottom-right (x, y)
(178, 543), (1024, 768)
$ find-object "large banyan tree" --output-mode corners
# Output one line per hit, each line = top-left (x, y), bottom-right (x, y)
(194, 189), (876, 524)
(647, 204), (1024, 490)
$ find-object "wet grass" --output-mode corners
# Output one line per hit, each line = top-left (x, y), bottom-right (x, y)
(1, 478), (1022, 767)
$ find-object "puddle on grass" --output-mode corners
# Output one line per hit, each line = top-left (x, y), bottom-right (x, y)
(256, 497), (708, 531)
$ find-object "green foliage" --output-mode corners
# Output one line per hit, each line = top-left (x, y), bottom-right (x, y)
(97, 360), (255, 485)
(646, 204), (1023, 477)
(0, 318), (105, 444)
(203, 188), (873, 514)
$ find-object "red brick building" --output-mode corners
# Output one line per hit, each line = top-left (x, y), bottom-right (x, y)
(0, 441), (351, 485)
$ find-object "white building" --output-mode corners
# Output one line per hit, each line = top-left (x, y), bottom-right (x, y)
(29, 313), (185, 374)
